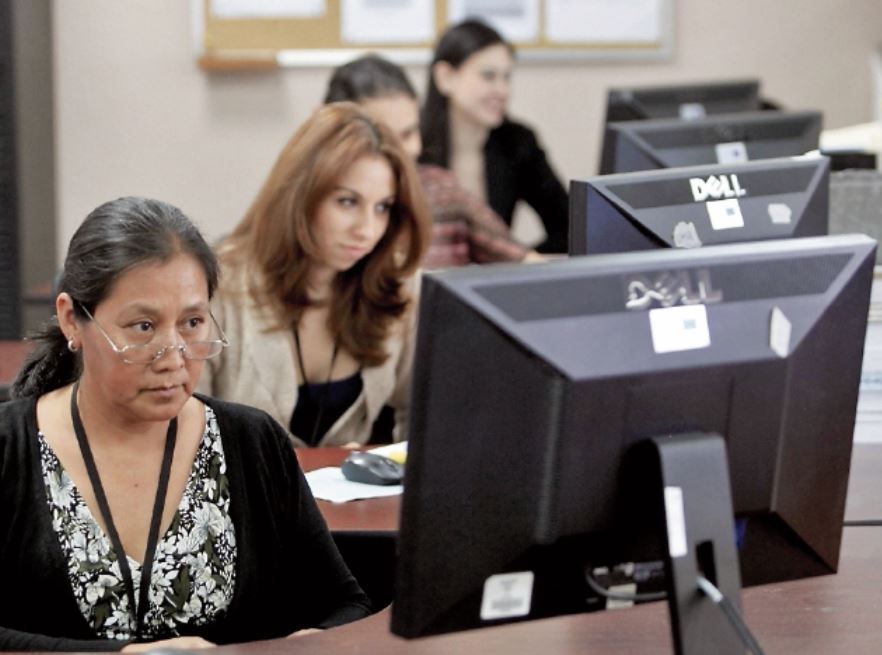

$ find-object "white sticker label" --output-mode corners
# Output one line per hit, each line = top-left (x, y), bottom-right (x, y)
(664, 486), (688, 558)
(715, 141), (749, 164)
(679, 102), (706, 120)
(672, 221), (702, 248)
(770, 306), (792, 358)
(768, 203), (793, 225)
(606, 583), (637, 610)
(480, 572), (534, 621)
(649, 304), (711, 354)
(706, 198), (745, 230)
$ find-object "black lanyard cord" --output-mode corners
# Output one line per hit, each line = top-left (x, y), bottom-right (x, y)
(70, 381), (178, 640)
(293, 329), (339, 445)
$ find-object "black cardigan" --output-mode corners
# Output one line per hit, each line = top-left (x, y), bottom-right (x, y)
(0, 394), (371, 651)
(484, 119), (570, 254)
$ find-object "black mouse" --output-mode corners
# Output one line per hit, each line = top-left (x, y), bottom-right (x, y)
(340, 451), (404, 486)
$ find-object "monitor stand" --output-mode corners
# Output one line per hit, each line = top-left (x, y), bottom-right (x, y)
(640, 432), (746, 655)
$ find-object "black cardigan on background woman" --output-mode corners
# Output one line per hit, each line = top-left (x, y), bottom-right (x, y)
(483, 118), (570, 254)
(420, 115), (570, 254)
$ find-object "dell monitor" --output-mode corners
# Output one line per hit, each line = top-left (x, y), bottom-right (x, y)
(570, 156), (830, 256)
(392, 234), (875, 652)
(604, 80), (762, 124)
(599, 110), (822, 175)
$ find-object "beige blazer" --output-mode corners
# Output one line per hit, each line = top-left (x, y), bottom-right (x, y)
(198, 267), (419, 447)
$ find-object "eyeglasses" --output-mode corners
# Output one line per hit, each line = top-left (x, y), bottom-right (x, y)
(79, 304), (229, 364)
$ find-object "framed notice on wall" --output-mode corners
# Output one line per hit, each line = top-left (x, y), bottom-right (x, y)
(192, 0), (674, 69)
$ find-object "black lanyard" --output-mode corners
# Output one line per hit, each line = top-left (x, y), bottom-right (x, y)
(294, 330), (339, 445)
(70, 381), (177, 639)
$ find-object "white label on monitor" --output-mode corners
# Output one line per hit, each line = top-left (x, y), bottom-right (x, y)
(706, 198), (745, 230)
(770, 306), (792, 358)
(679, 102), (706, 120)
(715, 141), (749, 164)
(606, 583), (637, 610)
(768, 203), (793, 224)
(664, 486), (689, 558)
(672, 221), (702, 248)
(480, 572), (534, 621)
(649, 305), (711, 354)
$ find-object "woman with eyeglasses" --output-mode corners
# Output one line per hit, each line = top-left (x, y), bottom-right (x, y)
(199, 103), (431, 447)
(3, 197), (371, 651)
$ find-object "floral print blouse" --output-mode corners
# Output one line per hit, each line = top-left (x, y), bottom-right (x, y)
(38, 405), (237, 641)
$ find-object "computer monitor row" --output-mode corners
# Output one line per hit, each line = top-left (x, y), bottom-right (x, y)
(393, 85), (872, 651)
(586, 82), (828, 257)
(598, 78), (822, 176)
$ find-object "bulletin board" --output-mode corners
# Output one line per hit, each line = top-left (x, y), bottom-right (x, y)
(193, 0), (674, 70)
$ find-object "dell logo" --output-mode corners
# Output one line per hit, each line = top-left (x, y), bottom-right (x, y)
(626, 269), (723, 311)
(689, 174), (746, 202)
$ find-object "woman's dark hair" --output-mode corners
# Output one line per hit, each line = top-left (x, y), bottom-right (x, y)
(324, 54), (417, 104)
(420, 18), (513, 168)
(12, 196), (219, 398)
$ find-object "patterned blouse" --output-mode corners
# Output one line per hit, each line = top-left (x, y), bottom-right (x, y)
(38, 405), (237, 642)
(419, 164), (530, 268)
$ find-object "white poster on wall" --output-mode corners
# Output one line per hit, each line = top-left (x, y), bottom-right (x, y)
(447, 0), (540, 42)
(211, 0), (325, 19)
(546, 0), (663, 43)
(341, 0), (434, 44)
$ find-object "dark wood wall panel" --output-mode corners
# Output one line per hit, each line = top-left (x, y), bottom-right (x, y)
(0, 0), (20, 338)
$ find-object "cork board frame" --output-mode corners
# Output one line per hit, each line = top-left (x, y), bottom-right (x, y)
(192, 0), (674, 70)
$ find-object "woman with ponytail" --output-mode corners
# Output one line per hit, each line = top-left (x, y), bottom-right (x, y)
(1, 197), (370, 651)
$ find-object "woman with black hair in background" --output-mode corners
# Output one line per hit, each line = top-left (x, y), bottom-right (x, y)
(421, 18), (570, 254)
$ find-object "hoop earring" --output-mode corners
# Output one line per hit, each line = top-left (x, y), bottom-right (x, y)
(67, 339), (78, 353)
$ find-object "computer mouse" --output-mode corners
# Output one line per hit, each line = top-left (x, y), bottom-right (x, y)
(340, 451), (404, 486)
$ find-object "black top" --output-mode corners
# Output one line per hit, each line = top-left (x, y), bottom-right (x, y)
(0, 394), (371, 651)
(290, 373), (364, 447)
(483, 119), (570, 254)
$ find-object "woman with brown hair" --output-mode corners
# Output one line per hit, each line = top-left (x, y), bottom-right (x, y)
(199, 102), (431, 447)
(325, 53), (537, 268)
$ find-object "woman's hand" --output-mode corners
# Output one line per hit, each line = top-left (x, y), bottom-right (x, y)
(121, 636), (215, 652)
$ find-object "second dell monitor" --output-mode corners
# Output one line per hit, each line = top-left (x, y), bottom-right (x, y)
(570, 156), (829, 256)
(599, 110), (822, 175)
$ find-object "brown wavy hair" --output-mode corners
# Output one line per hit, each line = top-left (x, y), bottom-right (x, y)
(220, 102), (431, 367)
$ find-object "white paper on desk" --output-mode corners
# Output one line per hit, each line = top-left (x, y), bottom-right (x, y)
(305, 467), (403, 503)
(341, 0), (434, 44)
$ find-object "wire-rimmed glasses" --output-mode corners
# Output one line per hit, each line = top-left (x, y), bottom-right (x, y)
(79, 304), (229, 364)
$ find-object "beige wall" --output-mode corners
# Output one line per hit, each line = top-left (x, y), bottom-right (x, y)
(53, 1), (882, 259)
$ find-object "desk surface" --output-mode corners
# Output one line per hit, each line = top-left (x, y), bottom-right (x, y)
(296, 447), (401, 534)
(213, 526), (882, 654)
(298, 443), (882, 534)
